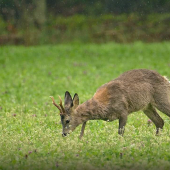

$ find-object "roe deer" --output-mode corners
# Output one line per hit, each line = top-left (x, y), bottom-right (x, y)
(50, 69), (170, 138)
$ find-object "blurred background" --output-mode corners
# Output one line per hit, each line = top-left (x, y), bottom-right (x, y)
(0, 0), (170, 45)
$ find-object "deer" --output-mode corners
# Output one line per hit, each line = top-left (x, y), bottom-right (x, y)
(50, 69), (170, 138)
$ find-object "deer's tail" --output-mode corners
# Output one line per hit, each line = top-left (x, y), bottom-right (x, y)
(163, 76), (170, 83)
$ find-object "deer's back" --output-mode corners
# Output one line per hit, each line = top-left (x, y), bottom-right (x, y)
(116, 69), (167, 85)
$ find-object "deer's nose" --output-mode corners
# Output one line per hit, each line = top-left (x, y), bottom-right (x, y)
(62, 133), (67, 137)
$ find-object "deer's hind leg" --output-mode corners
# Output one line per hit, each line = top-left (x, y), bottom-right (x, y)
(153, 86), (170, 117)
(143, 104), (164, 134)
(154, 96), (170, 120)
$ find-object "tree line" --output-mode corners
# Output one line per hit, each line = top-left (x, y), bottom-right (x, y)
(1, 0), (170, 21)
(0, 0), (170, 45)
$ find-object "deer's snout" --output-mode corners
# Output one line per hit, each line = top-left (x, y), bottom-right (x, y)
(62, 133), (67, 137)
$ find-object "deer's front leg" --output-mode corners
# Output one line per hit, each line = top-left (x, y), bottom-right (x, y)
(79, 121), (87, 139)
(118, 115), (127, 136)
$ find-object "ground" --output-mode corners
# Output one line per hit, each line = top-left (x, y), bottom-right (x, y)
(1, 42), (170, 169)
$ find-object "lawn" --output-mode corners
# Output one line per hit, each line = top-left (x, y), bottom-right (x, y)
(0, 42), (170, 170)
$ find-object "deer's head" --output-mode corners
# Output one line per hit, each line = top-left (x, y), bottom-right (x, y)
(50, 91), (79, 137)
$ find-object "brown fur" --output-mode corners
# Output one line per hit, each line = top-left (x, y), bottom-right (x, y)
(93, 85), (110, 105)
(53, 69), (170, 138)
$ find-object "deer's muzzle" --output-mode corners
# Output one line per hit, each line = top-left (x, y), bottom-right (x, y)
(62, 133), (67, 137)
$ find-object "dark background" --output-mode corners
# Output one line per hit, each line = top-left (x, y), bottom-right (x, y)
(0, 0), (170, 45)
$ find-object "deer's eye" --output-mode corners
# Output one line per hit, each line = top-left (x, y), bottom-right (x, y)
(66, 120), (70, 124)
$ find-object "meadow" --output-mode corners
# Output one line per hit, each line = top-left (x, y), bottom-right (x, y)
(1, 42), (170, 170)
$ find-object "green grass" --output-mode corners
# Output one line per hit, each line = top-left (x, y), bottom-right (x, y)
(0, 42), (170, 170)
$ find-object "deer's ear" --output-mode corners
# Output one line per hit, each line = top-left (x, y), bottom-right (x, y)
(64, 91), (73, 107)
(73, 93), (79, 109)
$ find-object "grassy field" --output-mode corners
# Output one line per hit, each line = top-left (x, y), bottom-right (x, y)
(1, 42), (170, 170)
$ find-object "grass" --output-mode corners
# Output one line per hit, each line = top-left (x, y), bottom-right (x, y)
(0, 42), (170, 170)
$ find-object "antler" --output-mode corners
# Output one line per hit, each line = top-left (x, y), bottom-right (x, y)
(58, 95), (65, 113)
(50, 96), (65, 114)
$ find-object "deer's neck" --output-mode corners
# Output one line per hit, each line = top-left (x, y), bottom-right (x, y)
(76, 98), (107, 122)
